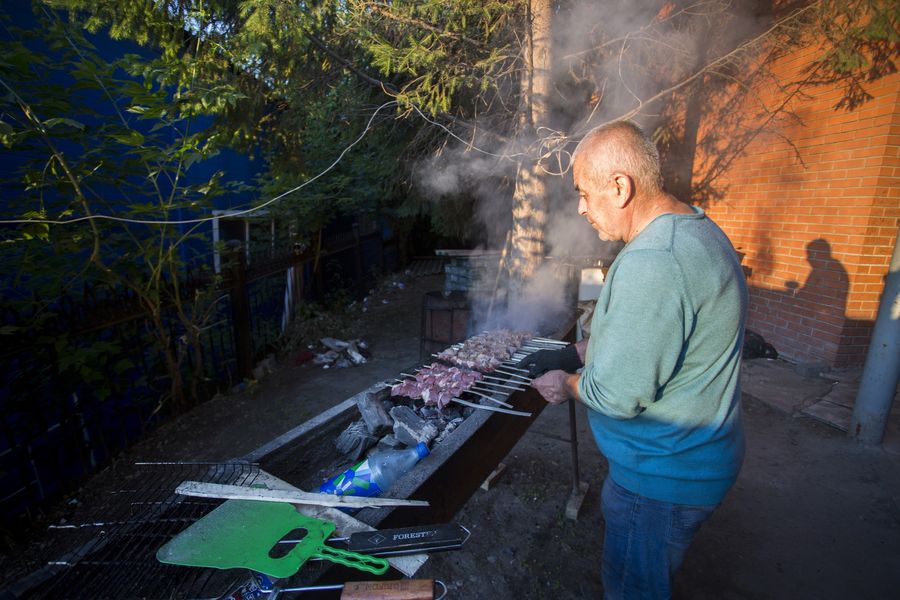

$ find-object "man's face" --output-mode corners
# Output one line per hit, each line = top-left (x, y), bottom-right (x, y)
(574, 159), (618, 241)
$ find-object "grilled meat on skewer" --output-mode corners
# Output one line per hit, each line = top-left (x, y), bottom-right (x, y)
(390, 363), (483, 409)
(437, 329), (534, 372)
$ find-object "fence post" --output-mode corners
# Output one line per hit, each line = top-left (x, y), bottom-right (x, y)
(353, 224), (364, 292)
(227, 242), (254, 380)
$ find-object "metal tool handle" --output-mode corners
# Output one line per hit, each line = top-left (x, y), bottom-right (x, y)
(314, 545), (390, 575)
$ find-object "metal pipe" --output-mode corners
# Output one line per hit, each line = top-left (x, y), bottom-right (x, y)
(849, 225), (900, 445)
(569, 395), (581, 494)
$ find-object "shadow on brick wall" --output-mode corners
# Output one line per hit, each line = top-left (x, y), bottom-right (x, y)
(746, 238), (873, 367)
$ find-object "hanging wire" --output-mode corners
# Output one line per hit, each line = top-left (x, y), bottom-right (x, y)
(0, 99), (582, 229)
(0, 100), (399, 227)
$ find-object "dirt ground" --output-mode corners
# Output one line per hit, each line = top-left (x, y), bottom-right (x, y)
(3, 272), (899, 599)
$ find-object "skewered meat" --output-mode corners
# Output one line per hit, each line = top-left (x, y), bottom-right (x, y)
(390, 363), (483, 408)
(437, 329), (533, 371)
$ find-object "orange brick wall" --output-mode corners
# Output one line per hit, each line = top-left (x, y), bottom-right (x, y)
(697, 44), (900, 368)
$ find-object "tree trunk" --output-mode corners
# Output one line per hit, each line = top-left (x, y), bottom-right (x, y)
(509, 0), (552, 284)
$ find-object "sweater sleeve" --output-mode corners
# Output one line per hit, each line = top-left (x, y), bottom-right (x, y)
(578, 250), (689, 419)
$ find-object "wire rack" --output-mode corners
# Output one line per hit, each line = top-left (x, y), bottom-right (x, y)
(12, 461), (262, 599)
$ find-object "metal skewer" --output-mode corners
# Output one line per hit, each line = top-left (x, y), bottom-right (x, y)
(392, 378), (514, 409)
(533, 337), (568, 345)
(494, 367), (532, 381)
(466, 389), (513, 408)
(450, 397), (531, 417)
(478, 378), (526, 392)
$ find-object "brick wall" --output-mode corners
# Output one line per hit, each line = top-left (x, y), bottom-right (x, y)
(696, 43), (900, 368)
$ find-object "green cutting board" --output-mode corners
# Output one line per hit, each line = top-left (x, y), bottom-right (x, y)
(156, 499), (386, 578)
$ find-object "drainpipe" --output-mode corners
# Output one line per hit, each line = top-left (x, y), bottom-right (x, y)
(849, 225), (900, 445)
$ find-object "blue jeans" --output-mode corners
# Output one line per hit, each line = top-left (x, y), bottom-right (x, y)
(600, 477), (718, 600)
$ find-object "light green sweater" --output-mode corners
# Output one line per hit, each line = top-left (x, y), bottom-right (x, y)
(578, 207), (747, 505)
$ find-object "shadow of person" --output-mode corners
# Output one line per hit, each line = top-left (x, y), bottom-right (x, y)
(785, 238), (850, 332)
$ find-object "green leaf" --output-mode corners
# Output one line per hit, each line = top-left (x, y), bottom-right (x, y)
(43, 117), (86, 131)
(22, 222), (50, 241)
(114, 358), (134, 373)
(109, 130), (145, 146)
(0, 120), (14, 148)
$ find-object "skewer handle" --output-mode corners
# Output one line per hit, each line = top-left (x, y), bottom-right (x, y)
(466, 389), (513, 408)
(452, 398), (531, 417)
(532, 337), (568, 346)
(494, 367), (532, 381)
(477, 380), (525, 392)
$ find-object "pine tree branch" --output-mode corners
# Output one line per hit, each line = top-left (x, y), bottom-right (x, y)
(362, 2), (485, 48)
(303, 31), (400, 95)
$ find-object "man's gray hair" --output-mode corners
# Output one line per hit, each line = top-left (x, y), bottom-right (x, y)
(572, 121), (663, 194)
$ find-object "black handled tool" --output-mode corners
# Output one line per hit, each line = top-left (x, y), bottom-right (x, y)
(335, 523), (469, 557)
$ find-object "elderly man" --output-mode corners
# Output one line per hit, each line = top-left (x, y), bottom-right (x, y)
(519, 121), (747, 599)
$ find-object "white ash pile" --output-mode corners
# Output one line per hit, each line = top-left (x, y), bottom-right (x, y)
(312, 337), (370, 369)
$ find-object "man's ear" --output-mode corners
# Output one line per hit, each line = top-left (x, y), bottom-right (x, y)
(611, 173), (634, 208)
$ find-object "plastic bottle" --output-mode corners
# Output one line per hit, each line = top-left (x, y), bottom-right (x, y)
(320, 442), (429, 498)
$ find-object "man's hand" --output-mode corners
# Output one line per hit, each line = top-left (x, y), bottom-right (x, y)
(516, 344), (583, 378)
(531, 370), (573, 405)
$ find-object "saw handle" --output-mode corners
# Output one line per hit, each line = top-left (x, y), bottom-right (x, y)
(314, 545), (389, 575)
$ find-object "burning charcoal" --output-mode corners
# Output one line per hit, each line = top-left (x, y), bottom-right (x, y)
(442, 407), (464, 421)
(434, 420), (461, 445)
(335, 420), (378, 461)
(356, 389), (393, 437)
(375, 434), (406, 452)
(418, 406), (443, 421)
(390, 406), (438, 447)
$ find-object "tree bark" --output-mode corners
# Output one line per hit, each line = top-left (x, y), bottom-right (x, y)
(509, 0), (552, 283)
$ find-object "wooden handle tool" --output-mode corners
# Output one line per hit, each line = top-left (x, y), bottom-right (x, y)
(341, 579), (435, 599)
(279, 579), (441, 599)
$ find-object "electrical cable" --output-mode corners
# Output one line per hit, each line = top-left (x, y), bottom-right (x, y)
(0, 98), (579, 228)
(0, 100), (399, 226)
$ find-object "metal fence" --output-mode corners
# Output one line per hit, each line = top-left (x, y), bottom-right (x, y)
(0, 230), (392, 527)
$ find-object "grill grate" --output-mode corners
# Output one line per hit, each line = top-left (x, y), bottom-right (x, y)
(17, 462), (261, 599)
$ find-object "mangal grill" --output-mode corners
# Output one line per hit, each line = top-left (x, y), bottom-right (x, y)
(4, 328), (576, 598)
(6, 462), (263, 599)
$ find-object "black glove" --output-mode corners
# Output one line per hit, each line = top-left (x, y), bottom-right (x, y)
(516, 345), (583, 378)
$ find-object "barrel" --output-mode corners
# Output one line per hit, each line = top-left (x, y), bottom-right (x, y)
(420, 291), (471, 359)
